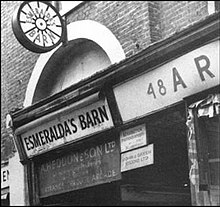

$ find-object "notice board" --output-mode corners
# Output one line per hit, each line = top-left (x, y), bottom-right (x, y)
(38, 138), (121, 198)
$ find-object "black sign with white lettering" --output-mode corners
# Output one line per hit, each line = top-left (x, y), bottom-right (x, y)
(38, 138), (121, 197)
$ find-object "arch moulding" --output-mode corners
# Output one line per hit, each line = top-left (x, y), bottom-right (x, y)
(24, 20), (125, 107)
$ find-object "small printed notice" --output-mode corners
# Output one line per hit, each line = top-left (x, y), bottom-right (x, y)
(120, 124), (146, 152)
(121, 144), (154, 172)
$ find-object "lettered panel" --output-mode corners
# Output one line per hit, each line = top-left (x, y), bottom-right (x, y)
(38, 138), (121, 197)
(114, 40), (219, 122)
(20, 98), (114, 158)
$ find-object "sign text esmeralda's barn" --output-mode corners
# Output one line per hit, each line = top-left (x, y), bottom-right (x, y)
(20, 99), (114, 158)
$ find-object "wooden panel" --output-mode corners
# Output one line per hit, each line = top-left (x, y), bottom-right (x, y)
(204, 115), (220, 205)
(38, 138), (121, 198)
(205, 116), (220, 160)
(121, 184), (191, 204)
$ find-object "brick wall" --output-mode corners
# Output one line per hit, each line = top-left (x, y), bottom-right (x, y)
(1, 1), (211, 162)
(1, 1), (39, 162)
(66, 1), (151, 57)
(148, 1), (162, 42)
(159, 1), (208, 38)
(66, 1), (210, 56)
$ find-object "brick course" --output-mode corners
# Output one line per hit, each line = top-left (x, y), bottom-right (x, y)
(1, 1), (39, 161)
(160, 1), (208, 38)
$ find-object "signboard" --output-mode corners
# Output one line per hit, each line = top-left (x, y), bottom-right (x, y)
(114, 40), (219, 122)
(121, 144), (154, 172)
(20, 99), (114, 158)
(1, 165), (9, 189)
(120, 124), (147, 152)
(38, 138), (121, 197)
(12, 1), (64, 53)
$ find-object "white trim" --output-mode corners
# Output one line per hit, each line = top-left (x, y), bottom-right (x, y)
(66, 20), (125, 63)
(208, 1), (215, 15)
(23, 20), (125, 107)
(9, 152), (26, 206)
(59, 1), (83, 16)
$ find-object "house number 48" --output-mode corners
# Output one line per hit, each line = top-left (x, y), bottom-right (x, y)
(147, 79), (166, 99)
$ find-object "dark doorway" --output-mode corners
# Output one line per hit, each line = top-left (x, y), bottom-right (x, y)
(120, 104), (191, 206)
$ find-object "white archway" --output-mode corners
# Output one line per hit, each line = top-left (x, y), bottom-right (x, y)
(23, 20), (125, 107)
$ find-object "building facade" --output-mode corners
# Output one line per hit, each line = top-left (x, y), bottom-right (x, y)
(1, 1), (220, 206)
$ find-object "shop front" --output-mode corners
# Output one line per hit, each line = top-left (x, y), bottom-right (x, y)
(186, 93), (220, 206)
(38, 133), (121, 206)
(113, 36), (219, 205)
(13, 94), (123, 205)
(10, 13), (219, 206)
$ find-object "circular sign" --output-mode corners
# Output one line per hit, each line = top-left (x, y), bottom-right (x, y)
(12, 1), (65, 53)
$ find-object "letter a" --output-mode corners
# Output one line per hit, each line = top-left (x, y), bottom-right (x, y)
(172, 67), (187, 92)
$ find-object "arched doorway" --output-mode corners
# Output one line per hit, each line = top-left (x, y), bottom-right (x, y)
(24, 20), (125, 106)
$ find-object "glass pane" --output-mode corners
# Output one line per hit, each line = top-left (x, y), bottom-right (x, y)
(204, 115), (220, 186)
(209, 161), (220, 186)
(205, 116), (220, 160)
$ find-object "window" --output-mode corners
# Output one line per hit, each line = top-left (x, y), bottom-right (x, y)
(121, 105), (191, 205)
(203, 116), (220, 187)
(199, 115), (220, 205)
(188, 93), (220, 205)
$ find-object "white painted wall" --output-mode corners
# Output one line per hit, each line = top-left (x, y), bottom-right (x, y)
(208, 1), (215, 14)
(9, 152), (27, 206)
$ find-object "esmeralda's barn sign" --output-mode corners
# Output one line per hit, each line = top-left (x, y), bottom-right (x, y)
(19, 99), (114, 158)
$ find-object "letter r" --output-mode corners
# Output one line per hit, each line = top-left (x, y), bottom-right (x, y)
(194, 55), (215, 81)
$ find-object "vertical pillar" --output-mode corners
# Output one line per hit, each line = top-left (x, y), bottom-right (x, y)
(9, 152), (29, 206)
